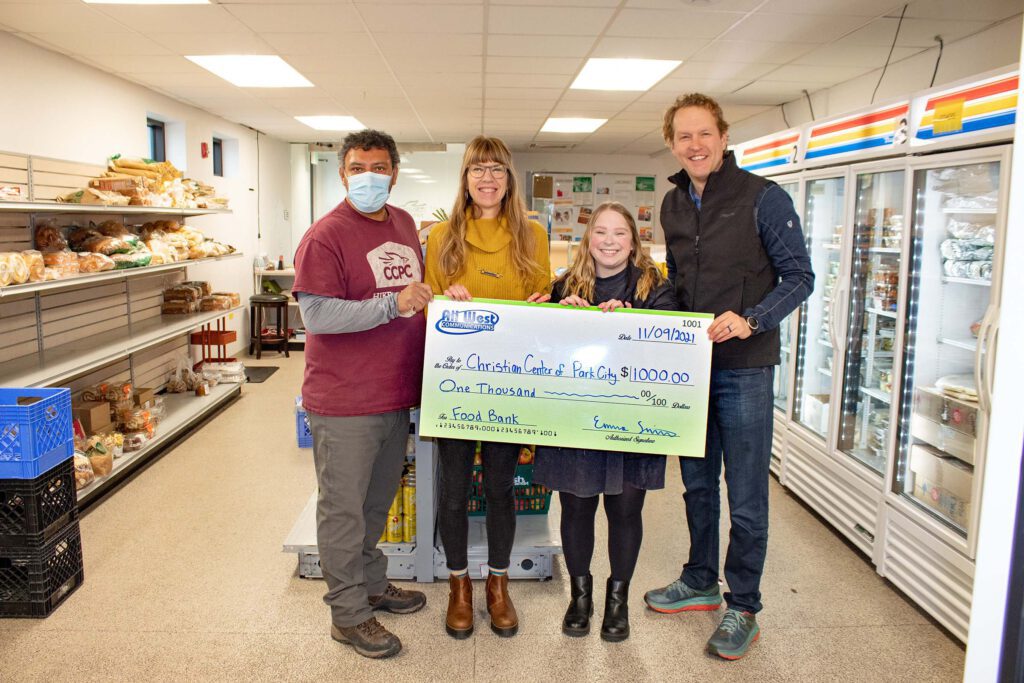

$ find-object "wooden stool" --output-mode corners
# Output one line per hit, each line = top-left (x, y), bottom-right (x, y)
(249, 294), (289, 359)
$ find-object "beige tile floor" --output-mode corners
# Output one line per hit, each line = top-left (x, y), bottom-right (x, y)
(0, 353), (966, 682)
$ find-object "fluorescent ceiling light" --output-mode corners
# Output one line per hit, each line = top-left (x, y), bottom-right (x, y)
(571, 58), (681, 91)
(84, 0), (208, 3)
(398, 168), (423, 174)
(187, 55), (312, 88)
(541, 117), (606, 133)
(295, 115), (364, 131)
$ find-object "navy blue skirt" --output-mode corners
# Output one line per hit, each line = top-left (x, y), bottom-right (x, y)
(532, 447), (666, 498)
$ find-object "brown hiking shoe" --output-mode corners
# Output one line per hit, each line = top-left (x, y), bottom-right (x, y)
(331, 617), (401, 659)
(369, 582), (427, 614)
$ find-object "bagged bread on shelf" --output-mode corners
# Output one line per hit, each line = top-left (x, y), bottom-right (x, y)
(97, 220), (131, 238)
(43, 267), (61, 281)
(153, 219), (182, 232)
(80, 234), (132, 255)
(166, 355), (200, 392)
(182, 280), (211, 296)
(89, 175), (146, 194)
(161, 299), (200, 314)
(73, 452), (96, 489)
(163, 283), (204, 301)
(21, 250), (44, 282)
(112, 251), (153, 269)
(34, 221), (67, 250)
(68, 225), (99, 250)
(42, 249), (80, 277)
(211, 291), (241, 307)
(145, 238), (178, 263)
(83, 381), (132, 404)
(180, 226), (205, 248)
(200, 294), (234, 311)
(77, 252), (116, 273)
(189, 240), (234, 259)
(0, 252), (30, 286)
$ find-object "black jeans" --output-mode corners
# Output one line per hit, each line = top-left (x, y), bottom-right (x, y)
(437, 438), (519, 571)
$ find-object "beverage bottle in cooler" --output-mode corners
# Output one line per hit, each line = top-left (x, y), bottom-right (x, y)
(402, 471), (416, 543)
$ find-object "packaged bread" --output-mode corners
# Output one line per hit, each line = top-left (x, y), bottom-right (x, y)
(180, 227), (205, 247)
(145, 238), (177, 263)
(21, 250), (44, 282)
(73, 453), (95, 489)
(77, 252), (116, 273)
(34, 221), (68, 251)
(43, 267), (61, 281)
(161, 299), (200, 314)
(164, 283), (204, 301)
(43, 250), (80, 276)
(112, 251), (152, 269)
(0, 252), (30, 286)
(182, 281), (211, 296)
(98, 220), (130, 237)
(200, 294), (234, 311)
(90, 176), (146, 193)
(153, 219), (182, 232)
(81, 234), (131, 255)
(211, 291), (241, 307)
(0, 254), (12, 287)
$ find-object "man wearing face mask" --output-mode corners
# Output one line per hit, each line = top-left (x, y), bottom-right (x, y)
(292, 129), (434, 659)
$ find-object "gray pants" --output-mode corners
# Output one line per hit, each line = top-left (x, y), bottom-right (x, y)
(308, 408), (409, 627)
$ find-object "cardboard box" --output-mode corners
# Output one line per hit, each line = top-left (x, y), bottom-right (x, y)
(73, 400), (111, 434)
(133, 388), (155, 408)
(909, 443), (972, 528)
(802, 393), (831, 434)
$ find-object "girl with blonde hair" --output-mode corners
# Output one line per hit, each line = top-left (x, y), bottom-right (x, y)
(533, 201), (675, 643)
(424, 135), (550, 640)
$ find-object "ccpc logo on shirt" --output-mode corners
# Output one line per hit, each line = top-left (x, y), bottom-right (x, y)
(436, 309), (500, 335)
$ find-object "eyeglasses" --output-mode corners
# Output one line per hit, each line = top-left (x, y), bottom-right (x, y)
(468, 164), (507, 179)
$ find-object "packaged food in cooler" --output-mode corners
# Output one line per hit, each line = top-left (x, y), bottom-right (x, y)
(21, 249), (44, 282)
(112, 251), (153, 269)
(946, 218), (995, 243)
(940, 238), (994, 261)
(932, 164), (997, 195)
(970, 320), (982, 337)
(943, 259), (992, 281)
(200, 294), (234, 311)
(936, 374), (978, 402)
(211, 291), (241, 307)
(943, 190), (998, 211)
(161, 299), (200, 314)
(34, 221), (67, 250)
(73, 452), (96, 489)
(77, 252), (116, 273)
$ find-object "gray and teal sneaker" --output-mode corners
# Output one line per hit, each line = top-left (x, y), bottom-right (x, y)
(643, 578), (722, 613)
(707, 609), (759, 660)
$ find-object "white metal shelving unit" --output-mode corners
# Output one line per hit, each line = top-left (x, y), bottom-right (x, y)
(0, 198), (244, 507)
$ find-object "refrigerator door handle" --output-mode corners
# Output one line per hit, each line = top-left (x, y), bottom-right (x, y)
(829, 282), (845, 349)
(975, 305), (996, 413)
(983, 308), (1000, 410)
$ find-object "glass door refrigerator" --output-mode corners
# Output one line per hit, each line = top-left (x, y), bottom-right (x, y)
(792, 171), (848, 444)
(770, 175), (803, 477)
(891, 147), (1009, 554)
(834, 162), (908, 477)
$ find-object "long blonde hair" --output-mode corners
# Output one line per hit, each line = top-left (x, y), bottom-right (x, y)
(556, 202), (665, 303)
(436, 136), (542, 282)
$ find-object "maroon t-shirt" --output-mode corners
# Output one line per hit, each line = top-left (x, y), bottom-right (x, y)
(293, 201), (426, 417)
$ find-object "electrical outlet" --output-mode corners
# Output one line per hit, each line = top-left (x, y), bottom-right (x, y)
(283, 208), (290, 220)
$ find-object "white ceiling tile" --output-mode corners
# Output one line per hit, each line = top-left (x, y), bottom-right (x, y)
(389, 55), (482, 74)
(87, 54), (195, 74)
(91, 5), (252, 34)
(147, 33), (274, 53)
(487, 34), (594, 58)
(675, 61), (777, 82)
(492, 0), (618, 4)
(224, 3), (364, 34)
(486, 73), (572, 89)
(761, 0), (903, 16)
(559, 90), (642, 106)
(902, 0), (1022, 22)
(119, 70), (230, 88)
(607, 8), (746, 39)
(791, 42), (923, 67)
(357, 4), (483, 34)
(764, 63), (875, 84)
(550, 103), (625, 118)
(484, 101), (557, 113)
(648, 77), (753, 95)
(485, 88), (563, 102)
(377, 33), (482, 57)
(719, 104), (775, 122)
(0, 4), (123, 33)
(627, 0), (764, 10)
(724, 12), (871, 43)
(840, 17), (994, 47)
(487, 6), (615, 36)
(591, 36), (710, 61)
(399, 72), (481, 88)
(260, 33), (377, 56)
(728, 81), (811, 104)
(24, 32), (173, 56)
(689, 40), (818, 64)
(307, 72), (402, 89)
(486, 56), (583, 75)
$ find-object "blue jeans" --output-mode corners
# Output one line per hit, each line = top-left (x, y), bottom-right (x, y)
(680, 366), (774, 614)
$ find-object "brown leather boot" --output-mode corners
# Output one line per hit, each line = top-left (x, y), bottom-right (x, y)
(485, 572), (519, 637)
(445, 573), (474, 639)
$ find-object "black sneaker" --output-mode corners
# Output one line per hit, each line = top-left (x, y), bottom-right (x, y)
(369, 582), (427, 614)
(331, 617), (402, 659)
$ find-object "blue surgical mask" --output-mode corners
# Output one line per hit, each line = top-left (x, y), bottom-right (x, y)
(346, 171), (392, 213)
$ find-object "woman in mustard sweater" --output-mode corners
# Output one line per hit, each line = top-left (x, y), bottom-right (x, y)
(424, 135), (550, 640)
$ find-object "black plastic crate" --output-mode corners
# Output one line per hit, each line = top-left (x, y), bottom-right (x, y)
(0, 520), (84, 618)
(0, 458), (78, 547)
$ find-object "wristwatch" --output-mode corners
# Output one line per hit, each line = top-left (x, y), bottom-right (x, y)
(745, 315), (760, 332)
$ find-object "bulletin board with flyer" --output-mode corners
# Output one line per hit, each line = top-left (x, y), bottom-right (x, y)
(528, 172), (658, 243)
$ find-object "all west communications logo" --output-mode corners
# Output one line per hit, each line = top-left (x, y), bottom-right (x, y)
(436, 309), (500, 335)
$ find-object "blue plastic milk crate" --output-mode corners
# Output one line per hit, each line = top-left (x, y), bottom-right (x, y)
(0, 388), (74, 479)
(295, 396), (312, 449)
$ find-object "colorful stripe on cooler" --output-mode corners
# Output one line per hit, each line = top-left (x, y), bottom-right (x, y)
(915, 74), (1018, 140)
(805, 103), (910, 160)
(738, 132), (800, 171)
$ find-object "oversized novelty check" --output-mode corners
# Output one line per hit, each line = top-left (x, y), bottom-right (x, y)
(419, 298), (713, 457)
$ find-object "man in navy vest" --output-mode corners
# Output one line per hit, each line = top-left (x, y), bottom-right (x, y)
(644, 94), (814, 660)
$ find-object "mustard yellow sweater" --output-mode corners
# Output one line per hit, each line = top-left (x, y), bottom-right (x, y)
(424, 216), (551, 301)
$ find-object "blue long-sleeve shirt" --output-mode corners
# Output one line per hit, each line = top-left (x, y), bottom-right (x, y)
(665, 181), (812, 334)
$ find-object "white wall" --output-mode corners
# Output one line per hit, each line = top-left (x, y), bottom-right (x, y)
(0, 32), (292, 357)
(289, 144), (312, 259)
(730, 18), (1023, 143)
